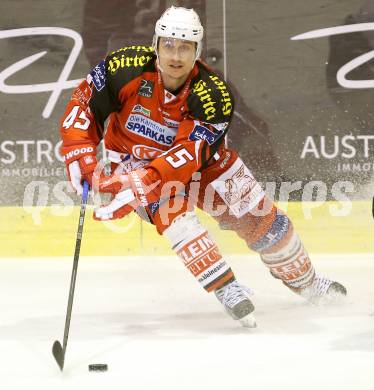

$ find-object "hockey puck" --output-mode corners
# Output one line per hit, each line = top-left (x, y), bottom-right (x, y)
(88, 364), (108, 372)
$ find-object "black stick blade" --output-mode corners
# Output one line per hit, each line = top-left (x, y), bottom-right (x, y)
(52, 340), (65, 371)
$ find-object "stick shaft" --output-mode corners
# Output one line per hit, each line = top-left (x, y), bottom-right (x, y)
(62, 181), (89, 354)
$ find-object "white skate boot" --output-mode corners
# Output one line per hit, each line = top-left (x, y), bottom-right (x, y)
(214, 280), (256, 328)
(289, 274), (347, 304)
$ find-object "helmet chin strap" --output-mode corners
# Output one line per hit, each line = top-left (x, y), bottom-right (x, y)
(153, 37), (165, 74)
(155, 55), (165, 74)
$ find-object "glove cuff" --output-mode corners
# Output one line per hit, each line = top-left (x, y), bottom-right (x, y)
(60, 143), (96, 165)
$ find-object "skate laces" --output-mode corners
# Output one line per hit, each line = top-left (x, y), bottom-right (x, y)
(306, 274), (333, 297)
(215, 281), (254, 309)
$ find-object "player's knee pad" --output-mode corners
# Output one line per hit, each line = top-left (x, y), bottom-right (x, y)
(162, 211), (205, 246)
(163, 212), (234, 292)
(251, 211), (315, 289)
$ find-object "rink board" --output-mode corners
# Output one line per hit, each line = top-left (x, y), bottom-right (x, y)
(0, 201), (372, 257)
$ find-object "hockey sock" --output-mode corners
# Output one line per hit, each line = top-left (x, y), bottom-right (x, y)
(163, 212), (235, 292)
(251, 211), (315, 289)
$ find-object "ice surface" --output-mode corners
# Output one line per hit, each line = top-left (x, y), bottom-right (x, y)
(0, 254), (373, 390)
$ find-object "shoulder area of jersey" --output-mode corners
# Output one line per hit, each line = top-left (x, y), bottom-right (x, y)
(106, 45), (156, 76)
(188, 62), (234, 125)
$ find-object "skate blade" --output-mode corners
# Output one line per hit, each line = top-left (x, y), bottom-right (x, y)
(239, 313), (257, 328)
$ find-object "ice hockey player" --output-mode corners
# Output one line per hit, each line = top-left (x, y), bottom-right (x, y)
(59, 6), (347, 327)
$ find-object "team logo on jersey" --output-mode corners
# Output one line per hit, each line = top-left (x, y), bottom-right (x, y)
(132, 104), (151, 117)
(125, 114), (176, 146)
(89, 60), (106, 92)
(138, 79), (154, 98)
(189, 122), (220, 145)
(132, 144), (163, 160)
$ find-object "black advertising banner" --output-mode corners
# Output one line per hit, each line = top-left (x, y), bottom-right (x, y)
(0, 0), (373, 206)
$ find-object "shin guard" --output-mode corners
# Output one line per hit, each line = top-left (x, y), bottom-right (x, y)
(251, 212), (315, 289)
(163, 212), (235, 292)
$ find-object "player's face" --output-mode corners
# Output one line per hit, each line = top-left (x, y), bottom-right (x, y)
(158, 37), (196, 87)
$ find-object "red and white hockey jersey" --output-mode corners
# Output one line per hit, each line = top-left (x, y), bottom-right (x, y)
(60, 45), (234, 195)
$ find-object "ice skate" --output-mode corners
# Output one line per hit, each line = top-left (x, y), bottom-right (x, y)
(288, 274), (347, 304)
(215, 280), (256, 328)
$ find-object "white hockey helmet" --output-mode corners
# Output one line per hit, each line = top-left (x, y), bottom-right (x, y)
(153, 6), (204, 61)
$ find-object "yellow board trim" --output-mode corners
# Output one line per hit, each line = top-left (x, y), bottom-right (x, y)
(0, 201), (373, 257)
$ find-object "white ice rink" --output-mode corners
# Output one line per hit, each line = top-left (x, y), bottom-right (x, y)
(1, 254), (373, 390)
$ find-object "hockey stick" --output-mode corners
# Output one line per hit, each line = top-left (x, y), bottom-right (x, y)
(52, 180), (90, 371)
